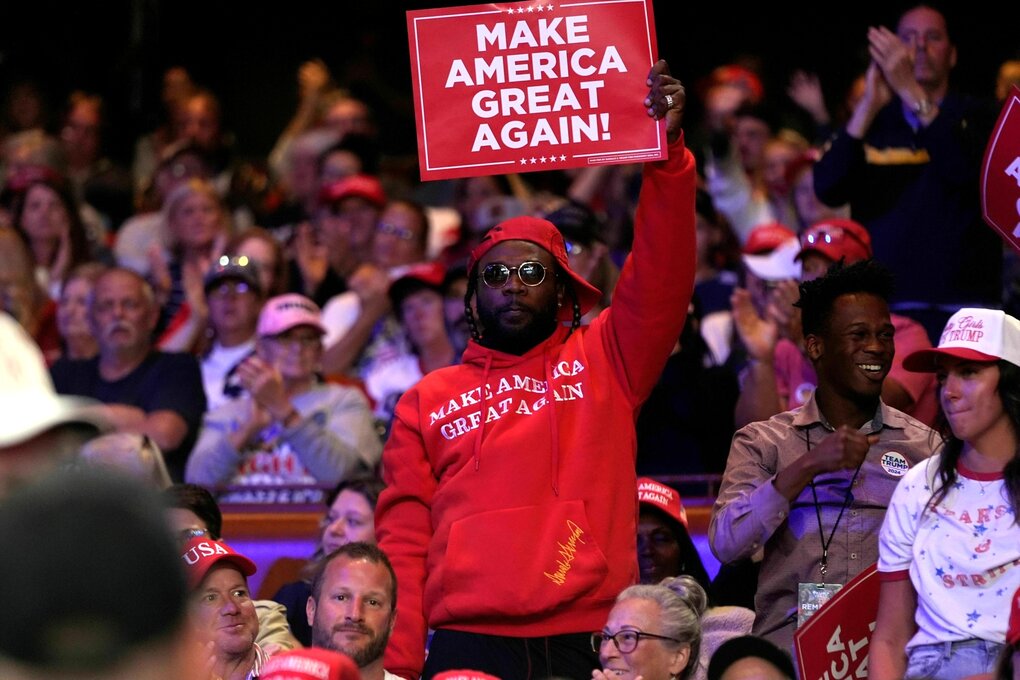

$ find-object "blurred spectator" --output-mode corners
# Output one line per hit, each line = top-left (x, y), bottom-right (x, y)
(200, 256), (264, 410)
(0, 79), (49, 139)
(59, 91), (133, 230)
(0, 227), (61, 364)
(132, 66), (197, 199)
(50, 267), (207, 480)
(544, 199), (619, 324)
(0, 311), (105, 494)
(11, 174), (100, 300)
(0, 470), (197, 678)
(813, 5), (1001, 342)
(185, 293), (381, 487)
(273, 474), (386, 647)
(56, 261), (107, 360)
(997, 59), (1020, 102)
(150, 177), (232, 351)
(228, 226), (289, 298)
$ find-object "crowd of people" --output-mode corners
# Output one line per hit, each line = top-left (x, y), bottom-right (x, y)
(3, 3), (1020, 679)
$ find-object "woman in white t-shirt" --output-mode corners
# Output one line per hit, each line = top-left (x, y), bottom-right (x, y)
(872, 308), (1020, 680)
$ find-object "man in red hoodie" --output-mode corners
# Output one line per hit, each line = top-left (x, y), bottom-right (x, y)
(375, 60), (697, 679)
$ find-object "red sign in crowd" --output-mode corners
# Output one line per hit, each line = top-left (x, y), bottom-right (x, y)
(794, 564), (881, 680)
(981, 84), (1020, 253)
(406, 0), (663, 181)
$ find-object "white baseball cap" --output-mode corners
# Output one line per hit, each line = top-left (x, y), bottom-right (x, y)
(903, 308), (1020, 372)
(0, 312), (106, 447)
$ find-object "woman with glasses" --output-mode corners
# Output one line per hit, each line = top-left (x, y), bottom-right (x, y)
(185, 293), (381, 488)
(594, 575), (707, 680)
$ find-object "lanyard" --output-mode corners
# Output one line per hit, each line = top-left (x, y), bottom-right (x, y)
(806, 429), (864, 577)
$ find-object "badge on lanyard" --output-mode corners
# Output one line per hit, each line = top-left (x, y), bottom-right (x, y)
(798, 582), (842, 627)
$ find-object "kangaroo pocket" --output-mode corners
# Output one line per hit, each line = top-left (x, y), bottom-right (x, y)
(441, 500), (612, 620)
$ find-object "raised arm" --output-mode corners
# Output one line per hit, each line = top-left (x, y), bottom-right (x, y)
(600, 59), (697, 404)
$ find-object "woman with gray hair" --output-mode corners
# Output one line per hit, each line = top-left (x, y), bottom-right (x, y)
(593, 575), (707, 680)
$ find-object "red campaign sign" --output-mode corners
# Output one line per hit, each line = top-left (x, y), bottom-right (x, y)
(981, 84), (1020, 253)
(794, 563), (880, 680)
(406, 0), (664, 182)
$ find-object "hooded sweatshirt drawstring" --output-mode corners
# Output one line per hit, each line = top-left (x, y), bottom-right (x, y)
(472, 352), (493, 471)
(543, 345), (561, 496)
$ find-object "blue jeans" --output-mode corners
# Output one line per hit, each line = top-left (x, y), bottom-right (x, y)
(905, 639), (1003, 680)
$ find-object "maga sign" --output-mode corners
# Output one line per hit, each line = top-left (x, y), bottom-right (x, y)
(407, 1), (663, 181)
(794, 564), (880, 680)
(981, 85), (1020, 253)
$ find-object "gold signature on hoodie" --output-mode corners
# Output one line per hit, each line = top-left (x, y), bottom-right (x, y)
(544, 520), (586, 585)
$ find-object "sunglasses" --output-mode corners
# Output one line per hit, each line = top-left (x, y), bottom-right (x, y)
(479, 261), (548, 289)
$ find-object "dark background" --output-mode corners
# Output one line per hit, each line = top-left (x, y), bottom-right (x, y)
(2, 1), (1016, 165)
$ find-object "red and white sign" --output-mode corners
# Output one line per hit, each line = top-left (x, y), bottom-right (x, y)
(794, 564), (880, 680)
(406, 0), (663, 181)
(981, 84), (1020, 253)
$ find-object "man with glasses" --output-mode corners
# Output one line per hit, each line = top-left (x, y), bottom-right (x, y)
(375, 60), (696, 679)
(186, 293), (381, 489)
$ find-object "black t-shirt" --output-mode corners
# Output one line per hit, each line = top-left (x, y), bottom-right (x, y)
(51, 352), (207, 481)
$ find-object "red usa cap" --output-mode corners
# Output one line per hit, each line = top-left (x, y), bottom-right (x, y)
(467, 216), (601, 322)
(261, 647), (360, 680)
(637, 477), (688, 529)
(179, 537), (256, 590)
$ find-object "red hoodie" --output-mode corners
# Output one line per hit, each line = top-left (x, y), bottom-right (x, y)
(376, 135), (697, 679)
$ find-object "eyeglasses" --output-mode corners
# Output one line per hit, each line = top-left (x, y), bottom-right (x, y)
(479, 261), (548, 289)
(801, 226), (869, 252)
(377, 222), (416, 241)
(591, 630), (682, 654)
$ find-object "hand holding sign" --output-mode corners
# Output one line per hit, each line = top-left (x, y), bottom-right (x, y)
(644, 59), (685, 145)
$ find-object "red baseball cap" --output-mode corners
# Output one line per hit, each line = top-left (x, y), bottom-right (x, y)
(637, 477), (688, 529)
(796, 218), (872, 265)
(467, 216), (601, 322)
(261, 648), (361, 680)
(742, 222), (796, 256)
(433, 671), (503, 680)
(319, 174), (386, 209)
(179, 537), (256, 590)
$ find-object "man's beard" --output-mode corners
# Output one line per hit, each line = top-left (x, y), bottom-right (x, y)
(476, 295), (560, 355)
(312, 619), (391, 668)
